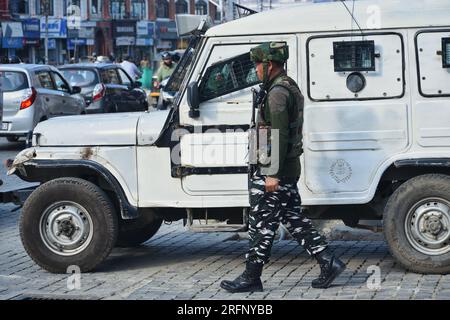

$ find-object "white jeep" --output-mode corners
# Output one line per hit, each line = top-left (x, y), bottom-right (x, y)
(9, 0), (450, 274)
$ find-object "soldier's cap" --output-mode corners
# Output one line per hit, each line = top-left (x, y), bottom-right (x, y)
(250, 42), (289, 64)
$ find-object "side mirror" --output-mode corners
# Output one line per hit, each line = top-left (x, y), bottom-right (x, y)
(187, 81), (200, 118)
(71, 86), (82, 94)
(132, 81), (142, 89)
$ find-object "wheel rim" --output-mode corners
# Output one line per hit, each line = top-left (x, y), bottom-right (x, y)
(405, 197), (450, 256)
(39, 201), (94, 256)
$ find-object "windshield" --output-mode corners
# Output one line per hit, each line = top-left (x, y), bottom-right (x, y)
(0, 71), (29, 92)
(164, 35), (202, 93)
(60, 69), (99, 88)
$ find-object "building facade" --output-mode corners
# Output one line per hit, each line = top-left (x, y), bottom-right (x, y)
(0, 0), (220, 65)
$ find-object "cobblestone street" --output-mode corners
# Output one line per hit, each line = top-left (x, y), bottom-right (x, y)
(1, 203), (450, 300)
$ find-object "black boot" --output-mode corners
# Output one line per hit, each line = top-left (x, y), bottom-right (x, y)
(312, 249), (346, 289)
(220, 262), (263, 293)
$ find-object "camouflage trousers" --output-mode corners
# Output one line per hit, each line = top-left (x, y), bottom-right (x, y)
(246, 174), (328, 265)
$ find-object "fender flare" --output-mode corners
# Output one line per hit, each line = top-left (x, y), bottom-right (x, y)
(394, 158), (450, 168)
(20, 159), (139, 220)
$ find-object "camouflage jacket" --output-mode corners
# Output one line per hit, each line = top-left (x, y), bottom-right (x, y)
(257, 71), (304, 179)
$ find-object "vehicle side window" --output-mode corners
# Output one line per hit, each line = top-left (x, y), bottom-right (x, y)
(52, 72), (71, 93)
(117, 68), (132, 86)
(100, 69), (120, 84)
(416, 30), (450, 97)
(307, 33), (404, 101)
(37, 71), (56, 90)
(199, 53), (259, 101)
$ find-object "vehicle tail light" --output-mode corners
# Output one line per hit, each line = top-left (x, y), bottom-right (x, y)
(93, 83), (106, 102)
(20, 87), (37, 110)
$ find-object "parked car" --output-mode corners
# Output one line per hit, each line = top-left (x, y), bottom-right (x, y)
(0, 64), (85, 142)
(58, 63), (149, 114)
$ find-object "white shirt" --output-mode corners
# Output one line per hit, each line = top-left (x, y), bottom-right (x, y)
(120, 60), (142, 80)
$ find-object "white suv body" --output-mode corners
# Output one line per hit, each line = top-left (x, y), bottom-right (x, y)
(10, 0), (450, 274)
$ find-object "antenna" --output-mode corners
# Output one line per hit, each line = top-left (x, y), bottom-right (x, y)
(339, 0), (365, 38)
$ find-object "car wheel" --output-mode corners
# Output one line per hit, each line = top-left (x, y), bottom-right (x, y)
(19, 178), (118, 273)
(384, 174), (450, 274)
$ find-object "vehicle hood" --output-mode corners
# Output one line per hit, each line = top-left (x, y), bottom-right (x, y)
(34, 110), (170, 146)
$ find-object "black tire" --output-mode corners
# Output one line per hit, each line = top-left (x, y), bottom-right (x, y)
(19, 178), (118, 273)
(384, 174), (450, 274)
(6, 136), (19, 143)
(116, 210), (162, 247)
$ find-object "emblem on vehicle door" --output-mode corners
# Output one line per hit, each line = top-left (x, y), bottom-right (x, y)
(329, 159), (352, 183)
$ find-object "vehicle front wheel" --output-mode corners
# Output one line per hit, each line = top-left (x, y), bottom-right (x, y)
(384, 174), (450, 274)
(19, 178), (118, 273)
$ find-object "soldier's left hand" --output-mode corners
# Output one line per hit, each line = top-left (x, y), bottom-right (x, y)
(265, 177), (280, 193)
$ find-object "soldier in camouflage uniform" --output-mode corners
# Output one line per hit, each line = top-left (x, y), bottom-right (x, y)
(220, 42), (346, 293)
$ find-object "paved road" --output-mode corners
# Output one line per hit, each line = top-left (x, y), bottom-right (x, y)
(1, 138), (450, 300)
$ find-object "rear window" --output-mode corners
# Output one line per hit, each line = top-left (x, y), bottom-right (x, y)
(60, 69), (98, 87)
(0, 71), (29, 92)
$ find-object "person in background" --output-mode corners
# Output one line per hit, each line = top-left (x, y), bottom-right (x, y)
(120, 55), (142, 80)
(140, 56), (152, 90)
(155, 52), (177, 85)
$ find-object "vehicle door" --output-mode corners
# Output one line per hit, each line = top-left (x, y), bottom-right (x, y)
(35, 70), (59, 118)
(51, 70), (79, 115)
(301, 32), (409, 196)
(117, 67), (145, 111)
(177, 35), (298, 196)
(100, 67), (125, 112)
(413, 29), (450, 150)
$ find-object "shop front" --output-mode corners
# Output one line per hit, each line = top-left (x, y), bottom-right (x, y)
(155, 21), (178, 52)
(21, 18), (41, 63)
(112, 20), (137, 61)
(67, 21), (96, 62)
(39, 17), (67, 65)
(135, 21), (155, 62)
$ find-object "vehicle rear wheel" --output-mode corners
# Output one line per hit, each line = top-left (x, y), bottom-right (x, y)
(383, 174), (450, 274)
(19, 178), (118, 273)
(6, 136), (19, 143)
(116, 210), (162, 247)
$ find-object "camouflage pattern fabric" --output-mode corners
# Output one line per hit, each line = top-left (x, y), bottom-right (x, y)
(246, 174), (328, 265)
(250, 42), (289, 64)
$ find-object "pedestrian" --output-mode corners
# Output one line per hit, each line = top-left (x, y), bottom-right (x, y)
(220, 42), (346, 293)
(155, 52), (177, 85)
(140, 56), (152, 90)
(120, 55), (142, 80)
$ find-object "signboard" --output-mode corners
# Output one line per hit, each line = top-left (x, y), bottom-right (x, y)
(68, 38), (87, 50)
(22, 19), (40, 39)
(2, 38), (23, 49)
(156, 21), (178, 40)
(40, 18), (67, 38)
(1, 22), (24, 49)
(137, 21), (155, 37)
(113, 21), (136, 38)
(136, 38), (154, 46)
(48, 39), (56, 49)
(156, 40), (173, 49)
(1, 22), (24, 38)
(116, 37), (135, 46)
